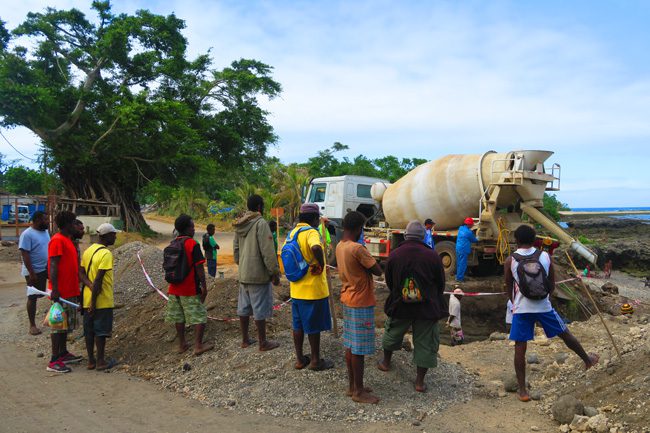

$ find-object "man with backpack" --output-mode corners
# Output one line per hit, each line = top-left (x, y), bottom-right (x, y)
(377, 221), (447, 392)
(163, 214), (213, 356)
(283, 203), (333, 371)
(506, 225), (599, 402)
(233, 195), (281, 352)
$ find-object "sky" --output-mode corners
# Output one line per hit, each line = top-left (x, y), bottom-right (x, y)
(1, 0), (649, 208)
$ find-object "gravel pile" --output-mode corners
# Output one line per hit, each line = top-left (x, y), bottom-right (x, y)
(113, 241), (165, 306)
(137, 329), (475, 423)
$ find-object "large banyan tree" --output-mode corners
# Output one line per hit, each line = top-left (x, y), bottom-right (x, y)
(0, 1), (281, 230)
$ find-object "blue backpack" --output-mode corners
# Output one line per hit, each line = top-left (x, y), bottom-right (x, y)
(281, 226), (317, 282)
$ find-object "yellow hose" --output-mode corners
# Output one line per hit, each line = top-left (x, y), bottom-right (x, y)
(496, 217), (511, 265)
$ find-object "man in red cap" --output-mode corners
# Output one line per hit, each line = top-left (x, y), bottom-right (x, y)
(455, 217), (478, 282)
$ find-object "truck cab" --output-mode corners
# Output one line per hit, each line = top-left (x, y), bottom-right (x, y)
(305, 175), (388, 222)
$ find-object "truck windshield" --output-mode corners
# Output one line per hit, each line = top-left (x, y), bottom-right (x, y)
(308, 183), (327, 202)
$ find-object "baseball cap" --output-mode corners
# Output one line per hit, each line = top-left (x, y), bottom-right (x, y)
(97, 223), (118, 236)
(300, 203), (321, 215)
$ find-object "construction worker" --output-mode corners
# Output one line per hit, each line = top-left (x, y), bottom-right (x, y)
(455, 217), (478, 282)
(424, 218), (435, 249)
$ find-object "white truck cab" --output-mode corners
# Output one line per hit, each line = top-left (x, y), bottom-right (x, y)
(305, 175), (388, 222)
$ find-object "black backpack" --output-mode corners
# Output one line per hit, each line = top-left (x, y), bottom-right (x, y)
(163, 236), (191, 284)
(512, 249), (552, 300)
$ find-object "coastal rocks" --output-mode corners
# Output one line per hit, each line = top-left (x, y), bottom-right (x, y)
(553, 395), (584, 424)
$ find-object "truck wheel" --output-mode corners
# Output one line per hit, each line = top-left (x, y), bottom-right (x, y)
(435, 241), (457, 275)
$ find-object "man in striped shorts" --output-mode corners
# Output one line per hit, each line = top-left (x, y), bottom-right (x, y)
(335, 211), (383, 404)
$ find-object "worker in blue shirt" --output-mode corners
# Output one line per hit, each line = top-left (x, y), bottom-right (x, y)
(424, 218), (435, 249)
(456, 217), (478, 282)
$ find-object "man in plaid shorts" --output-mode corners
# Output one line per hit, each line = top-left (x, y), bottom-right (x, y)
(335, 211), (383, 404)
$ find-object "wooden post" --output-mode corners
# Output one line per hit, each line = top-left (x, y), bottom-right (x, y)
(321, 220), (339, 338)
(14, 198), (19, 238)
(565, 251), (622, 361)
(276, 213), (280, 253)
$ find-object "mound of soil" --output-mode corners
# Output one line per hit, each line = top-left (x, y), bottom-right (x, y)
(0, 244), (21, 263)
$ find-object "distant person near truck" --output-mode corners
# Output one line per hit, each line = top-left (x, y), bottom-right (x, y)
(46, 211), (83, 373)
(455, 217), (478, 282)
(19, 210), (50, 335)
(446, 288), (464, 346)
(424, 218), (435, 249)
(505, 225), (599, 402)
(164, 214), (213, 356)
(202, 223), (220, 278)
(336, 211), (383, 404)
(378, 221), (448, 393)
(233, 195), (281, 352)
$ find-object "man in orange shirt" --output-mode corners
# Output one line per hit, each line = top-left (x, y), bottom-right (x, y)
(47, 211), (83, 373)
(336, 211), (383, 404)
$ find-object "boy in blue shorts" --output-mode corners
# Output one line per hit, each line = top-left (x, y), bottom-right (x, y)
(505, 225), (598, 402)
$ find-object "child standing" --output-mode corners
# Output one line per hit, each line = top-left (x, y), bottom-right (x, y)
(335, 211), (383, 404)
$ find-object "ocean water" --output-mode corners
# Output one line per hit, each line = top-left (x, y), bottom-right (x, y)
(571, 207), (650, 222)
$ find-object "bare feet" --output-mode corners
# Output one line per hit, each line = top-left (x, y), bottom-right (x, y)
(193, 343), (214, 356)
(377, 360), (391, 372)
(29, 326), (42, 335)
(585, 353), (599, 370)
(351, 391), (380, 404)
(517, 390), (531, 402)
(241, 338), (257, 349)
(346, 386), (373, 397)
(177, 342), (190, 354)
(258, 340), (279, 352)
(294, 355), (311, 370)
(415, 383), (427, 393)
(87, 359), (96, 370)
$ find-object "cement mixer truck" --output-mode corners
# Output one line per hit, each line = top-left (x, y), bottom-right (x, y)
(305, 150), (597, 275)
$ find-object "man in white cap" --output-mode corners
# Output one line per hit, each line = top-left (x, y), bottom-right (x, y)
(446, 288), (464, 346)
(79, 223), (118, 370)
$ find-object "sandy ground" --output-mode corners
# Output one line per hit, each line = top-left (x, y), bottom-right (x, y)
(0, 258), (560, 433)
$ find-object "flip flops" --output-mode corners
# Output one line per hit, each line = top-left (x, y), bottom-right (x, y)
(308, 358), (334, 371)
(96, 358), (118, 371)
(295, 355), (311, 370)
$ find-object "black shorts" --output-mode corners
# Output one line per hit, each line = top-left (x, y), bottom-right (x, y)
(83, 308), (114, 338)
(25, 271), (48, 299)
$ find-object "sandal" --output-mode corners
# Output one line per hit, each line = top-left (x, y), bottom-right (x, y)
(96, 358), (118, 371)
(295, 355), (311, 370)
(308, 358), (334, 371)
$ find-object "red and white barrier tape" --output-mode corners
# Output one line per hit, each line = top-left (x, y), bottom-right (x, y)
(136, 250), (291, 322)
(444, 291), (506, 296)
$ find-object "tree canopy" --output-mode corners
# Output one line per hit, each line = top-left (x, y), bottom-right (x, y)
(0, 1), (281, 229)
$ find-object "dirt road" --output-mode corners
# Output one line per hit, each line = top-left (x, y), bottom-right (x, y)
(145, 216), (235, 256)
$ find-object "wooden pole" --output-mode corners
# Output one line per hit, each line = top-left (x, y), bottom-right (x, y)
(14, 198), (19, 238)
(565, 251), (622, 361)
(321, 221), (339, 338)
(276, 213), (280, 254)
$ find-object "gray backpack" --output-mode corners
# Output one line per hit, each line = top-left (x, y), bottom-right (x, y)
(512, 249), (552, 300)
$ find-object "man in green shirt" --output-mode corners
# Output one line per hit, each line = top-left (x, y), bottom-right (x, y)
(202, 224), (219, 277)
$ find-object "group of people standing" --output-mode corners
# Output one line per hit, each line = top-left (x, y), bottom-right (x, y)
(19, 210), (118, 373)
(20, 201), (598, 406)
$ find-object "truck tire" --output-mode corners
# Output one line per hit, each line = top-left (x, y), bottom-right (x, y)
(435, 241), (457, 275)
